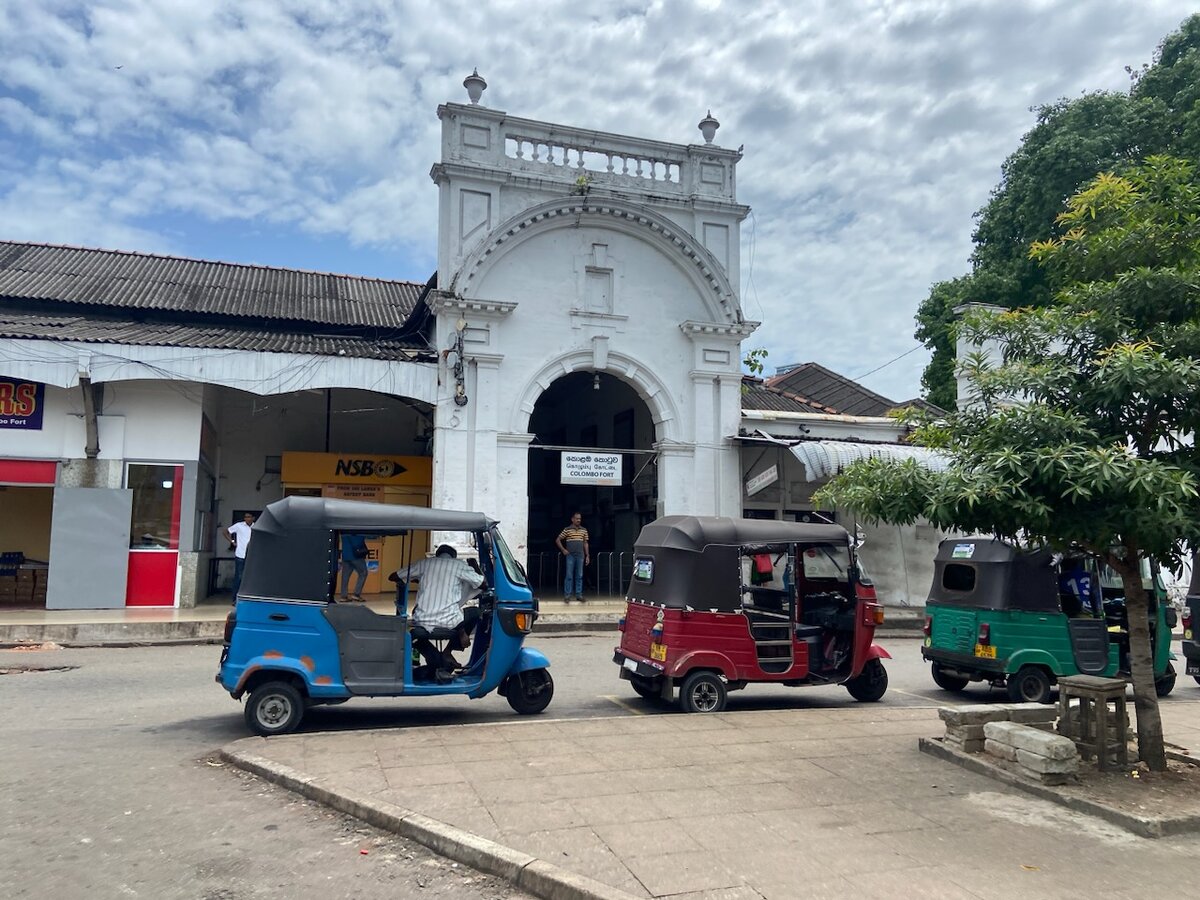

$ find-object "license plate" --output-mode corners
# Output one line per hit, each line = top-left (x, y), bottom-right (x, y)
(974, 644), (997, 659)
(1187, 661), (1200, 677)
(623, 657), (638, 672)
(650, 643), (667, 662)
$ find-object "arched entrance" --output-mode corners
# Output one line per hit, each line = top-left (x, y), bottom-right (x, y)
(525, 372), (657, 599)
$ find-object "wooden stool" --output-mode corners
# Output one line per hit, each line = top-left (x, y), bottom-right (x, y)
(1056, 674), (1128, 771)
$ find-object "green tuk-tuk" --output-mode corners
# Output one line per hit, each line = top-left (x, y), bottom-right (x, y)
(921, 537), (1177, 703)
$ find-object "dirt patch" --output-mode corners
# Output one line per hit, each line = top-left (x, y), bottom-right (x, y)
(2, 642), (63, 652)
(1063, 753), (1200, 821)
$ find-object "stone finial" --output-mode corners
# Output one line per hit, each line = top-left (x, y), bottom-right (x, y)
(463, 69), (487, 105)
(698, 110), (720, 144)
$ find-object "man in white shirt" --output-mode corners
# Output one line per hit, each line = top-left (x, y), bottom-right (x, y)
(389, 544), (484, 670)
(222, 512), (256, 602)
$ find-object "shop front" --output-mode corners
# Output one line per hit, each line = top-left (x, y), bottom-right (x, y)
(0, 458), (57, 609)
(280, 452), (433, 595)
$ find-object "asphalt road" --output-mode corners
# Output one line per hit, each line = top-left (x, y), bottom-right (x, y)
(4, 633), (1197, 899)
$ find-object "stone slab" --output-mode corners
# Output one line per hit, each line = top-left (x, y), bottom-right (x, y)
(983, 721), (1076, 760)
(984, 739), (1017, 762)
(938, 705), (1011, 727)
(1015, 748), (1079, 775)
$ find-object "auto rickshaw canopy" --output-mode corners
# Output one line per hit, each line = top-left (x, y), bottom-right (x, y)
(629, 515), (852, 611)
(240, 496), (497, 603)
(927, 537), (1060, 613)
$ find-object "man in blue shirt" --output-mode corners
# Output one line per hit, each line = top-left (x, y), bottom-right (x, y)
(339, 533), (370, 602)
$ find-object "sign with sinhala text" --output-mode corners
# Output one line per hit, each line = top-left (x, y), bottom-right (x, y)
(561, 451), (623, 486)
(745, 464), (778, 496)
(0, 378), (44, 430)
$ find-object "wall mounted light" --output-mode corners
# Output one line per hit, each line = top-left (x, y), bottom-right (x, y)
(593, 373), (601, 391)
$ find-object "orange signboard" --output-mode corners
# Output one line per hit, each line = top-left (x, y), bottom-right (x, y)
(282, 452), (432, 487)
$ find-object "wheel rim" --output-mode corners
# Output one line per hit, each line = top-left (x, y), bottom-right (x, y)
(691, 681), (719, 711)
(1019, 677), (1042, 702)
(256, 693), (293, 729)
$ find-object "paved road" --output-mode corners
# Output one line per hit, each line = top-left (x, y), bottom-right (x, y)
(4, 634), (1197, 899)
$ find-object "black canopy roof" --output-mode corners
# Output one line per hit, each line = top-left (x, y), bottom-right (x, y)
(927, 537), (1059, 612)
(635, 516), (850, 552)
(240, 497), (496, 603)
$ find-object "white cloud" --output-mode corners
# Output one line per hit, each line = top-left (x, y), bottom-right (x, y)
(1, 0), (1195, 400)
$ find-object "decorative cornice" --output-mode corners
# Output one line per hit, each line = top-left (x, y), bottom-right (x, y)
(680, 320), (759, 340)
(428, 291), (517, 318)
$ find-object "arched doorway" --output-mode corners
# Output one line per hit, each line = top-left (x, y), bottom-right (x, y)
(525, 372), (657, 598)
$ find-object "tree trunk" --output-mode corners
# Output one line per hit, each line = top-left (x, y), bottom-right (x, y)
(1112, 556), (1167, 772)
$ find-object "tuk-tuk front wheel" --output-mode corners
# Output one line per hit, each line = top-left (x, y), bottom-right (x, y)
(679, 671), (727, 713)
(1006, 666), (1052, 704)
(846, 658), (888, 702)
(244, 680), (305, 736)
(506, 668), (554, 715)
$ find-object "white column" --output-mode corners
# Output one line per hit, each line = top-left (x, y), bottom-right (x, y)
(655, 442), (696, 516)
(496, 432), (535, 564)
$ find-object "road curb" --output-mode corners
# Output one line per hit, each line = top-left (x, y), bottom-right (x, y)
(220, 744), (641, 900)
(918, 736), (1200, 839)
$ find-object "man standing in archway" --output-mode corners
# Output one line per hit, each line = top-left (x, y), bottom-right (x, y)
(556, 511), (590, 604)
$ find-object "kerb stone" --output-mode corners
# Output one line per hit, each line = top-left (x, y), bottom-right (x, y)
(1016, 749), (1079, 775)
(1000, 704), (1058, 725)
(946, 724), (988, 740)
(984, 721), (1076, 760)
(984, 739), (1018, 761)
(945, 736), (986, 753)
(939, 705), (1011, 727)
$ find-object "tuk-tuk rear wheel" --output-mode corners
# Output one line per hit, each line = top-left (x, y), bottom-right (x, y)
(1006, 666), (1052, 704)
(630, 674), (663, 701)
(1155, 663), (1176, 697)
(244, 680), (305, 736)
(931, 662), (970, 693)
(679, 671), (727, 713)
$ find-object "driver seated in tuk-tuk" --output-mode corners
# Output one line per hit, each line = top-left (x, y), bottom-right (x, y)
(388, 545), (485, 672)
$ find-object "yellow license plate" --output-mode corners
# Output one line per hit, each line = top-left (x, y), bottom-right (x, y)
(650, 643), (667, 661)
(974, 644), (997, 659)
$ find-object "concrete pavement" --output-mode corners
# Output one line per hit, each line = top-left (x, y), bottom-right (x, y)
(223, 701), (1200, 900)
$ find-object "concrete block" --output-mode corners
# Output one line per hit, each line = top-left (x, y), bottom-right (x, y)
(985, 739), (1018, 761)
(945, 736), (986, 753)
(1016, 749), (1079, 775)
(939, 705), (1011, 727)
(1001, 704), (1058, 724)
(984, 722), (1077, 760)
(1039, 772), (1073, 786)
(946, 724), (988, 740)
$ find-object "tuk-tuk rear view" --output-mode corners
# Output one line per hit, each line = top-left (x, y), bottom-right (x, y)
(921, 537), (1176, 703)
(612, 516), (890, 712)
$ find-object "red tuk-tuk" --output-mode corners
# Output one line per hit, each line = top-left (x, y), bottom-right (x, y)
(612, 516), (890, 712)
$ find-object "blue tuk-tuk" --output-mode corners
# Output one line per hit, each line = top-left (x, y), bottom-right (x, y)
(217, 497), (552, 735)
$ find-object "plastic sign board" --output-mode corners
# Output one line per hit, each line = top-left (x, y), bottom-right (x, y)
(0, 378), (44, 430)
(561, 451), (623, 486)
(745, 464), (778, 496)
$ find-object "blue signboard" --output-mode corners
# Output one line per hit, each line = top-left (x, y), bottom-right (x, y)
(0, 377), (45, 430)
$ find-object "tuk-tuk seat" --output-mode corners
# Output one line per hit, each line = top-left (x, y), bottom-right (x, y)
(410, 624), (458, 641)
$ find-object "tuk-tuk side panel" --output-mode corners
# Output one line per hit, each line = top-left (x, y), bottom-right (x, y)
(221, 599), (345, 697)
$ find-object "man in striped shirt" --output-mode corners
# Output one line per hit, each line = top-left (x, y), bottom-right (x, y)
(555, 511), (590, 603)
(390, 544), (484, 669)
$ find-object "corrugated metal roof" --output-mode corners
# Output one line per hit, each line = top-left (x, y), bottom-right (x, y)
(767, 362), (896, 416)
(740, 377), (835, 414)
(0, 241), (425, 327)
(0, 309), (432, 361)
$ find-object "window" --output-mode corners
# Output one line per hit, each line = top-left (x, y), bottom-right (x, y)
(800, 544), (850, 582)
(127, 463), (184, 550)
(942, 564), (976, 593)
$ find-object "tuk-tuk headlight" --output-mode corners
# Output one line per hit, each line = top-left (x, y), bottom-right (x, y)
(513, 611), (532, 632)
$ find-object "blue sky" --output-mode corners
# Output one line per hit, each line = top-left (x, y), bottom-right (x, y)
(1, 1), (1196, 401)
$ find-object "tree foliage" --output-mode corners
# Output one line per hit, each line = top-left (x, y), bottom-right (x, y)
(916, 14), (1200, 408)
(824, 157), (1200, 770)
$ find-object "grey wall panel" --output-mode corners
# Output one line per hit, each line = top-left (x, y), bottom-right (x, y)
(46, 487), (133, 609)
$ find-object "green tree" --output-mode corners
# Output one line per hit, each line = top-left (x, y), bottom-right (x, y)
(823, 156), (1200, 771)
(916, 14), (1200, 408)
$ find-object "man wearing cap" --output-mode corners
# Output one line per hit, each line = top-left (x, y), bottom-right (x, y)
(389, 544), (485, 670)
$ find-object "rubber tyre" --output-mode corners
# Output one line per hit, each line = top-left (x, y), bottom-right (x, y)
(1006, 666), (1052, 704)
(630, 674), (662, 701)
(846, 658), (888, 702)
(679, 671), (727, 713)
(244, 680), (305, 736)
(1155, 663), (1176, 697)
(931, 662), (970, 693)
(506, 668), (554, 715)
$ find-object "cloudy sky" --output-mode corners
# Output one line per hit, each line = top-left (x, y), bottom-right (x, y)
(1, 1), (1195, 401)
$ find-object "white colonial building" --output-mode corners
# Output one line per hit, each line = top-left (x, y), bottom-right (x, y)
(0, 75), (940, 610)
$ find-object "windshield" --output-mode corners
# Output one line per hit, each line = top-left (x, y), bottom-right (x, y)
(801, 544), (850, 582)
(491, 527), (528, 588)
(1096, 557), (1159, 592)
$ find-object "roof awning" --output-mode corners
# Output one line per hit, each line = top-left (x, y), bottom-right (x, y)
(787, 440), (949, 482)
